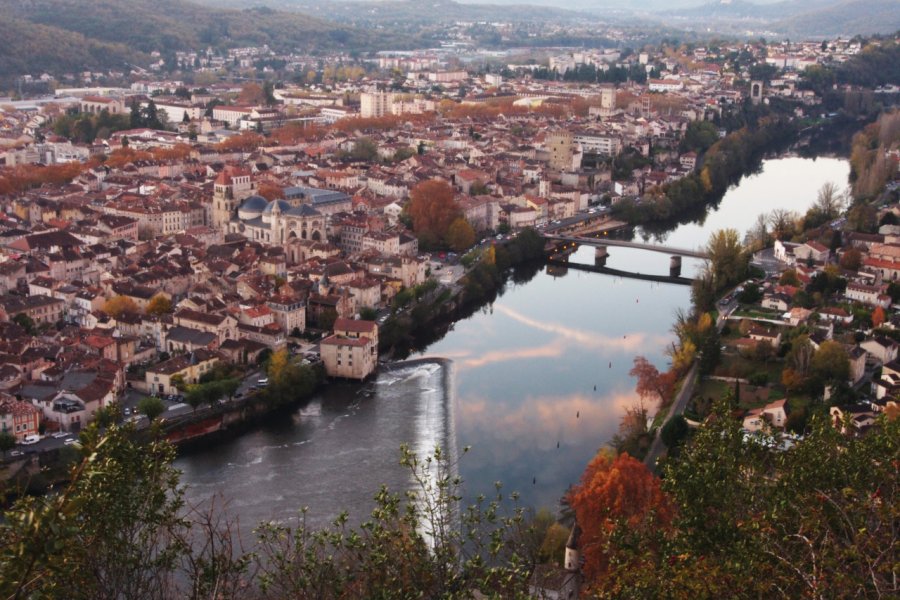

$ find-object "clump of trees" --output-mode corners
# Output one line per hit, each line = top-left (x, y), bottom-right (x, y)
(573, 401), (899, 598)
(850, 109), (900, 201)
(0, 426), (555, 599)
(53, 108), (131, 143)
(407, 179), (475, 251)
(613, 117), (798, 225)
(103, 295), (140, 318)
(263, 348), (318, 406)
(0, 162), (86, 197)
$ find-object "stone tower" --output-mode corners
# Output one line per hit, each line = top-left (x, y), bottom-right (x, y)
(750, 80), (764, 106)
(212, 171), (236, 230)
(211, 166), (255, 230)
(547, 130), (574, 172)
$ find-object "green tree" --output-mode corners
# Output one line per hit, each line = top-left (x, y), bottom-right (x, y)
(445, 217), (476, 253)
(137, 396), (165, 422)
(660, 414), (689, 449)
(0, 424), (189, 599)
(809, 340), (850, 393)
(12, 313), (36, 335)
(706, 228), (748, 291)
(0, 431), (16, 457)
(349, 136), (378, 162)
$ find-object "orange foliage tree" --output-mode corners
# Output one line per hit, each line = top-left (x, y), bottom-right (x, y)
(257, 180), (284, 201)
(237, 82), (265, 106)
(568, 451), (673, 585)
(872, 305), (886, 328)
(407, 179), (461, 246)
(629, 356), (677, 409)
(103, 295), (140, 318)
(216, 132), (265, 153)
(333, 113), (435, 134)
(270, 122), (326, 145)
(150, 144), (193, 161)
(0, 162), (87, 196)
(104, 148), (152, 169)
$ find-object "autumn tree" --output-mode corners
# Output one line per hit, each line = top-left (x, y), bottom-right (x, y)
(407, 179), (461, 247)
(445, 218), (475, 253)
(216, 132), (264, 153)
(257, 180), (284, 201)
(237, 82), (265, 105)
(145, 294), (173, 316)
(872, 305), (886, 328)
(568, 450), (672, 584)
(103, 295), (139, 318)
(839, 247), (863, 270)
(629, 356), (676, 409)
(264, 348), (318, 407)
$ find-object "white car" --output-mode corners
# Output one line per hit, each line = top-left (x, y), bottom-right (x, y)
(21, 434), (40, 445)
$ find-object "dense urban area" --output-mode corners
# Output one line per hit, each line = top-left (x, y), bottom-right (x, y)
(0, 0), (898, 597)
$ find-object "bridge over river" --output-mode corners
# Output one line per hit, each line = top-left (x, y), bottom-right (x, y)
(542, 234), (709, 259)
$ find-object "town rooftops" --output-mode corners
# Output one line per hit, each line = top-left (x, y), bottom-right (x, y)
(333, 318), (377, 334)
(321, 334), (371, 348)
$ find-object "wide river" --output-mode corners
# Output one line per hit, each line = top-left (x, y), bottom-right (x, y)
(176, 157), (850, 536)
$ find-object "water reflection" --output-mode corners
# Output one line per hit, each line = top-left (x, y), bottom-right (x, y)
(176, 156), (851, 524)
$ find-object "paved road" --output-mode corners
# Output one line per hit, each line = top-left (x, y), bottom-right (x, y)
(644, 362), (699, 472)
(644, 303), (733, 472)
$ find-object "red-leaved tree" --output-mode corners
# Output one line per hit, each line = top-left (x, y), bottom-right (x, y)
(568, 451), (673, 585)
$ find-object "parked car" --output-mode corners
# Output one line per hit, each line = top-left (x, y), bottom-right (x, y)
(21, 434), (40, 445)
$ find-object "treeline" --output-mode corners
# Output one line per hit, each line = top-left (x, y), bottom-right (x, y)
(849, 108), (900, 201)
(52, 109), (131, 144)
(378, 228), (546, 357)
(613, 116), (798, 224)
(532, 63), (649, 85)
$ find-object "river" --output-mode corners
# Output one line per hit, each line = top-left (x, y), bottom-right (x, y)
(175, 156), (850, 536)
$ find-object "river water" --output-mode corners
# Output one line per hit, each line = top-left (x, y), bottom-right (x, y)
(175, 156), (850, 536)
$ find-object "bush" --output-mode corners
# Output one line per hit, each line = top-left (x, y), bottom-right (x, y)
(661, 415), (689, 448)
(748, 372), (769, 386)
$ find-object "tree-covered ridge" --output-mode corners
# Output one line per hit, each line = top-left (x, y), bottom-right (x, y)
(0, 15), (142, 80)
(1, 0), (375, 53)
(0, 0), (406, 80)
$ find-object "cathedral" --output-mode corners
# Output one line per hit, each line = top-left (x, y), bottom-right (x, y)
(229, 196), (326, 245)
(211, 168), (327, 245)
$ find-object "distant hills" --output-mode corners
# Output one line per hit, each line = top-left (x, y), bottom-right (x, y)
(0, 0), (404, 81)
(194, 0), (583, 24)
(654, 0), (900, 38)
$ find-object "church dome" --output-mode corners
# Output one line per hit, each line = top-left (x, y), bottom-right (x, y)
(239, 195), (268, 215)
(241, 196), (269, 212)
(262, 199), (291, 215)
